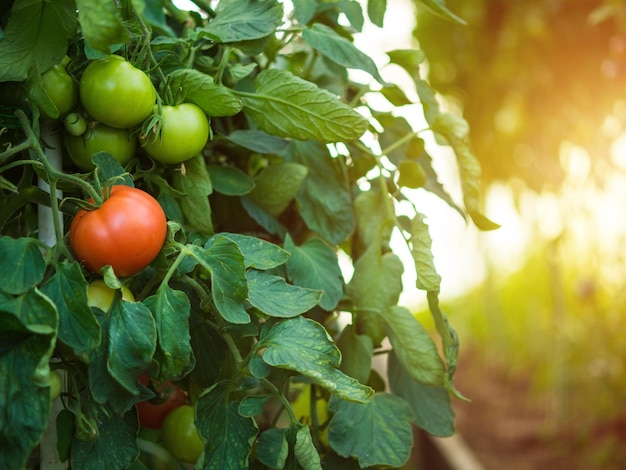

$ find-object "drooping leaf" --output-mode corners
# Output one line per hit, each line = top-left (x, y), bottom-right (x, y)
(0, 0), (76, 81)
(256, 428), (289, 469)
(340, 1), (365, 32)
(190, 321), (228, 388)
(246, 269), (322, 317)
(384, 305), (446, 387)
(195, 381), (259, 470)
(302, 23), (385, 84)
(246, 163), (309, 217)
(76, 0), (129, 54)
(172, 155), (214, 235)
(284, 235), (343, 312)
(284, 140), (355, 245)
(353, 190), (394, 248)
(200, 0), (283, 43)
(294, 425), (322, 470)
(258, 317), (373, 403)
(387, 351), (455, 437)
(239, 69), (368, 142)
(410, 213), (441, 291)
(208, 165), (255, 196)
(335, 324), (373, 386)
(144, 286), (193, 381)
(327, 393), (414, 468)
(221, 232), (290, 270)
(0, 236), (46, 295)
(169, 68), (242, 116)
(367, 0), (387, 27)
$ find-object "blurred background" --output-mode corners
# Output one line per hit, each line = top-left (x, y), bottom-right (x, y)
(354, 0), (626, 468)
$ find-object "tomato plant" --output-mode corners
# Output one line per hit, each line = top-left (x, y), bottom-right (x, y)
(70, 186), (167, 277)
(65, 123), (136, 170)
(142, 103), (209, 164)
(161, 405), (204, 463)
(136, 374), (188, 430)
(0, 0), (498, 469)
(79, 55), (156, 128)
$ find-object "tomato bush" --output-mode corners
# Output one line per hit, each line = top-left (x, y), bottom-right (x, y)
(79, 55), (156, 128)
(0, 0), (498, 469)
(142, 103), (209, 164)
(65, 123), (136, 170)
(70, 186), (167, 277)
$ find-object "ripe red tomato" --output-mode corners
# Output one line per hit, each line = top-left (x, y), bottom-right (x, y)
(161, 405), (204, 463)
(136, 374), (188, 430)
(79, 55), (156, 128)
(69, 186), (167, 277)
(141, 103), (209, 164)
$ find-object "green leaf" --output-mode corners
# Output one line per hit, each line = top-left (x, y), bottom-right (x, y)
(340, 1), (365, 32)
(39, 262), (100, 359)
(0, 0), (76, 81)
(284, 141), (355, 245)
(335, 324), (373, 386)
(94, 152), (135, 188)
(380, 83), (413, 106)
(284, 235), (343, 312)
(144, 286), (193, 381)
(189, 237), (249, 323)
(0, 289), (57, 470)
(240, 196), (287, 239)
(169, 68), (242, 116)
(258, 317), (374, 403)
(200, 0), (283, 43)
(410, 213), (441, 291)
(302, 23), (385, 84)
(239, 69), (368, 143)
(384, 306), (446, 386)
(226, 129), (290, 154)
(238, 394), (272, 418)
(76, 0), (130, 54)
(294, 425), (322, 470)
(387, 49), (426, 77)
(221, 232), (291, 270)
(208, 165), (255, 196)
(327, 393), (414, 468)
(246, 162), (309, 217)
(246, 269), (322, 317)
(292, 0), (317, 24)
(256, 428), (289, 469)
(367, 0), (387, 27)
(387, 351), (455, 437)
(107, 300), (157, 395)
(71, 408), (140, 469)
(417, 0), (466, 24)
(196, 381), (259, 470)
(0, 236), (45, 294)
(353, 190), (394, 248)
(190, 322), (228, 388)
(172, 155), (214, 235)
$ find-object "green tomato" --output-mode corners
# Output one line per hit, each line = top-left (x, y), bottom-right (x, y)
(50, 370), (63, 402)
(64, 112), (87, 136)
(65, 124), (136, 171)
(41, 61), (77, 119)
(79, 55), (156, 128)
(87, 279), (134, 312)
(161, 405), (204, 463)
(142, 103), (209, 164)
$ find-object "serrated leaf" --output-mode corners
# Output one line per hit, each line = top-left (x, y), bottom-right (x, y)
(208, 165), (255, 196)
(302, 23), (384, 84)
(221, 232), (290, 270)
(384, 306), (446, 386)
(410, 213), (441, 291)
(246, 269), (322, 318)
(200, 0), (283, 43)
(239, 69), (368, 142)
(169, 68), (242, 116)
(295, 425), (322, 470)
(0, 0), (76, 81)
(246, 163), (308, 217)
(418, 0), (466, 24)
(284, 235), (343, 312)
(284, 141), (355, 245)
(258, 317), (374, 403)
(256, 428), (289, 469)
(144, 286), (192, 381)
(327, 393), (414, 468)
(196, 381), (259, 470)
(387, 351), (455, 436)
(226, 129), (289, 154)
(0, 236), (46, 295)
(76, 0), (129, 54)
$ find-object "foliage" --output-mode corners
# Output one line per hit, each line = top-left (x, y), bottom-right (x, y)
(0, 0), (493, 468)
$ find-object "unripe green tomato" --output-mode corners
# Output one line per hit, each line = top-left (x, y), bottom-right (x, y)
(49, 370), (63, 401)
(79, 55), (156, 128)
(161, 405), (204, 463)
(142, 103), (209, 164)
(87, 279), (134, 312)
(64, 112), (87, 136)
(65, 124), (136, 171)
(41, 62), (77, 119)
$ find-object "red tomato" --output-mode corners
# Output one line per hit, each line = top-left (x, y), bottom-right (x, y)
(136, 374), (188, 430)
(69, 186), (167, 277)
